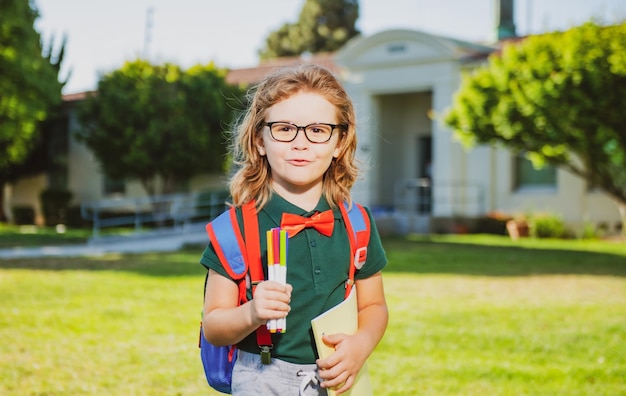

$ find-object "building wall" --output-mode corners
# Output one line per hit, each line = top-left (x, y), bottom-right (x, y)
(67, 109), (102, 204)
(5, 175), (47, 225)
(491, 147), (621, 229)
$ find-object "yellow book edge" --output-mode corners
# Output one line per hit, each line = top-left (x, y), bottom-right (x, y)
(310, 287), (373, 396)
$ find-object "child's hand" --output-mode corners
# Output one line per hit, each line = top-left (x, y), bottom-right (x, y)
(316, 333), (368, 394)
(250, 281), (292, 326)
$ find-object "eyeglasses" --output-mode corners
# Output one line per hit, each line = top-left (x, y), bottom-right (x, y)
(265, 122), (346, 143)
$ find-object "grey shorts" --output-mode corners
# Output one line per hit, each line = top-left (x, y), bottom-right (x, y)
(232, 350), (328, 396)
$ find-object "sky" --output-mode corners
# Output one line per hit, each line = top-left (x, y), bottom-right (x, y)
(34, 0), (626, 95)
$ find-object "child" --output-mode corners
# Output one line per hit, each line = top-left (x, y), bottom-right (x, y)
(200, 64), (388, 395)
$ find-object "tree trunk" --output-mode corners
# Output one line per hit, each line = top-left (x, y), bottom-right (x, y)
(0, 181), (7, 222)
(618, 202), (626, 237)
(141, 176), (156, 197)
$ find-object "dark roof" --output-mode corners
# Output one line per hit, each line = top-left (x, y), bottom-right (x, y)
(62, 91), (96, 102)
(225, 52), (339, 86)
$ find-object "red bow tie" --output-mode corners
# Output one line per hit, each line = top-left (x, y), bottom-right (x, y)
(280, 210), (334, 238)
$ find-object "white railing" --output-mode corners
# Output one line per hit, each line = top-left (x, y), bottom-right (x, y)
(80, 191), (228, 239)
(393, 178), (485, 217)
(393, 178), (433, 215)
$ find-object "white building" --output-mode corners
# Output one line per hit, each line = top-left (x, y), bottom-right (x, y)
(334, 28), (620, 234)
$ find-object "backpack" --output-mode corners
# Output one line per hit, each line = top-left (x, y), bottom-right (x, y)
(199, 200), (371, 394)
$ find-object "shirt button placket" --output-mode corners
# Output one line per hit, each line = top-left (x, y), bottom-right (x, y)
(309, 235), (321, 276)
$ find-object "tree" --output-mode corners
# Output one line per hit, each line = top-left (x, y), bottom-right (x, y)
(444, 21), (626, 233)
(76, 59), (244, 198)
(260, 0), (360, 60)
(0, 0), (64, 221)
(4, 34), (69, 185)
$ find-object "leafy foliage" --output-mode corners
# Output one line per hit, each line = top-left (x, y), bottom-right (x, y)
(260, 0), (360, 60)
(528, 213), (568, 239)
(0, 0), (64, 219)
(76, 60), (244, 196)
(444, 21), (626, 228)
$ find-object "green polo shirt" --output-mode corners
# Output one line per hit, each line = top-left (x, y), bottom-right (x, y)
(200, 193), (387, 364)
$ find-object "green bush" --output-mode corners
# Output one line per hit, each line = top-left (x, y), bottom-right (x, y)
(530, 213), (567, 239)
(579, 221), (601, 239)
(40, 188), (73, 226)
(66, 206), (89, 228)
(11, 205), (35, 225)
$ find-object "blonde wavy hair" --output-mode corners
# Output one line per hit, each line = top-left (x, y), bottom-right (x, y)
(228, 64), (359, 210)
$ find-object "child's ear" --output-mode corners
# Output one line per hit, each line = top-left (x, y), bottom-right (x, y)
(332, 135), (343, 158)
(333, 145), (341, 158)
(256, 135), (266, 156)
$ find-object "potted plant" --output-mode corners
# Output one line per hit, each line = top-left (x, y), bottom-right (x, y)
(506, 214), (529, 240)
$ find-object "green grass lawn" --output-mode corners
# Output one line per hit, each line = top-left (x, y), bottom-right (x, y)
(0, 235), (624, 395)
(0, 224), (91, 248)
(0, 223), (158, 248)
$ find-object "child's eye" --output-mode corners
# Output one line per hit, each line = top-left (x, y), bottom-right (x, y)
(272, 123), (294, 133)
(307, 125), (330, 135)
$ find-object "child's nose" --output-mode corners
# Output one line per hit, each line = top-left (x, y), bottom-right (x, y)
(291, 128), (310, 148)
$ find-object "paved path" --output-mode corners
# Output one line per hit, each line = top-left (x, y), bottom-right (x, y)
(0, 226), (208, 259)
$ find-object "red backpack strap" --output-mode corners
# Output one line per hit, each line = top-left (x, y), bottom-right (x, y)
(339, 201), (371, 298)
(241, 201), (263, 288)
(241, 201), (273, 363)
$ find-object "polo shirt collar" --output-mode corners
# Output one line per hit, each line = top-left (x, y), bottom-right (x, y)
(262, 192), (340, 227)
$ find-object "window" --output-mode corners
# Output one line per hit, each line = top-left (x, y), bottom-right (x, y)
(514, 154), (556, 190)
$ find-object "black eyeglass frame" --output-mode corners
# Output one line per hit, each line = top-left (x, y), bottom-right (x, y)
(265, 122), (347, 143)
